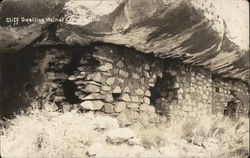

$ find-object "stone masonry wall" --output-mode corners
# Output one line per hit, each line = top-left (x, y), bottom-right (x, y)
(212, 76), (249, 117)
(167, 66), (213, 119)
(25, 44), (249, 126)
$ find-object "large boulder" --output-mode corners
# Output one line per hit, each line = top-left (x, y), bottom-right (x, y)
(80, 101), (104, 110)
(86, 143), (104, 156)
(106, 128), (135, 144)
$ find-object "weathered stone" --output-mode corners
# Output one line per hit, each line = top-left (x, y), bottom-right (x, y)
(81, 100), (104, 110)
(79, 95), (88, 100)
(97, 62), (113, 71)
(191, 77), (196, 83)
(127, 103), (139, 109)
(68, 75), (76, 80)
(140, 78), (145, 84)
(135, 89), (144, 96)
(102, 103), (114, 113)
(128, 137), (142, 146)
(62, 103), (74, 112)
(83, 81), (102, 86)
(143, 64), (150, 70)
(190, 87), (195, 92)
(75, 80), (84, 85)
(185, 94), (191, 99)
(56, 74), (68, 80)
(116, 60), (125, 68)
(101, 85), (112, 92)
(104, 93), (114, 102)
(139, 112), (149, 126)
(87, 143), (103, 156)
(132, 73), (140, 79)
(121, 93), (131, 102)
(144, 90), (151, 97)
(44, 82), (58, 89)
(147, 105), (156, 114)
(174, 83), (180, 88)
(106, 77), (115, 85)
(81, 93), (103, 100)
(139, 97), (144, 103)
(131, 96), (140, 103)
(118, 78), (124, 83)
(92, 72), (102, 82)
(75, 91), (82, 96)
(202, 94), (208, 100)
(148, 78), (155, 83)
(117, 112), (132, 127)
(148, 82), (155, 87)
(113, 86), (122, 93)
(143, 97), (150, 104)
(93, 54), (112, 62)
(77, 66), (85, 71)
(114, 102), (126, 112)
(101, 72), (112, 76)
(113, 68), (119, 74)
(44, 101), (58, 112)
(55, 88), (64, 95)
(76, 75), (85, 79)
(144, 71), (150, 78)
(177, 94), (183, 100)
(106, 128), (135, 144)
(139, 104), (147, 111)
(157, 72), (163, 78)
(178, 88), (184, 94)
(84, 84), (101, 93)
(80, 71), (87, 77)
(149, 113), (159, 123)
(119, 69), (129, 77)
(159, 116), (168, 123)
(47, 72), (56, 80)
(54, 96), (66, 102)
(123, 86), (130, 93)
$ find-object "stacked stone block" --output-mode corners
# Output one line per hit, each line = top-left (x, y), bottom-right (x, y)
(212, 77), (249, 117)
(162, 64), (213, 119)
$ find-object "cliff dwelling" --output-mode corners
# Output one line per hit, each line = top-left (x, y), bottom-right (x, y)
(1, 43), (249, 126)
(0, 0), (249, 157)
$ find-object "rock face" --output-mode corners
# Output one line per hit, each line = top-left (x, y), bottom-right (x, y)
(0, 0), (249, 81)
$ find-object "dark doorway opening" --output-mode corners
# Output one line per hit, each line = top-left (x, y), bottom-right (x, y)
(224, 100), (238, 119)
(149, 73), (177, 115)
(0, 50), (37, 119)
(149, 86), (161, 105)
(62, 80), (82, 104)
(62, 52), (82, 75)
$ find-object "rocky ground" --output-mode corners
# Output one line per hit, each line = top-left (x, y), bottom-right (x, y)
(0, 107), (249, 158)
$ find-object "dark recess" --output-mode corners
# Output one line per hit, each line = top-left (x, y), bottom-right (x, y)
(62, 80), (82, 104)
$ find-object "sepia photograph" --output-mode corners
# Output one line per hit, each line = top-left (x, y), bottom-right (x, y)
(0, 0), (249, 157)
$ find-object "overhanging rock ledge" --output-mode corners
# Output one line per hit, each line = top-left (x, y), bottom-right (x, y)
(0, 0), (249, 82)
